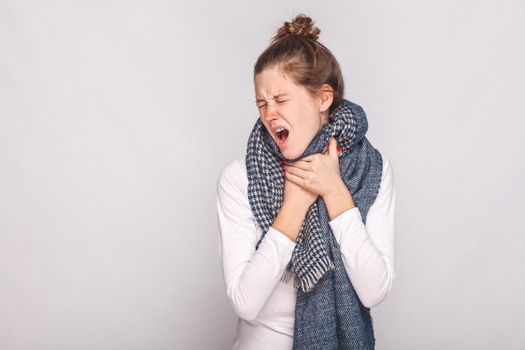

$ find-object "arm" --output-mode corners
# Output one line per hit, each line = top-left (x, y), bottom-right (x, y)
(327, 154), (396, 308)
(216, 159), (297, 321)
(272, 196), (311, 243)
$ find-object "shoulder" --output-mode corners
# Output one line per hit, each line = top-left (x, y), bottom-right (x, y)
(377, 149), (394, 185)
(378, 151), (394, 181)
(371, 149), (395, 208)
(372, 149), (395, 209)
(216, 153), (248, 197)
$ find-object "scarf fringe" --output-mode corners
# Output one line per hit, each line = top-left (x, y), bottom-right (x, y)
(280, 257), (335, 293)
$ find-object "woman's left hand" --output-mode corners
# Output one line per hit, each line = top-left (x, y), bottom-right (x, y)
(283, 137), (344, 198)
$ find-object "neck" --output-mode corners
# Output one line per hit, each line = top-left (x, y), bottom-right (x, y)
(320, 116), (328, 128)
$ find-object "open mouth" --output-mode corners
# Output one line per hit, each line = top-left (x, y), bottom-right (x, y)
(275, 128), (289, 145)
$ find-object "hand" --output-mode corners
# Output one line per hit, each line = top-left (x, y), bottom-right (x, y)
(283, 137), (344, 198)
(273, 167), (318, 243)
(282, 174), (319, 211)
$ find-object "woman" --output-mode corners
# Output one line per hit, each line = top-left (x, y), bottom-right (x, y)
(216, 14), (396, 350)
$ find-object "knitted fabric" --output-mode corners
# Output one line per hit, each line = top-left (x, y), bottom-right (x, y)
(246, 98), (383, 349)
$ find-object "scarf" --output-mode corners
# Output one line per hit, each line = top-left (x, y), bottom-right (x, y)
(246, 98), (383, 349)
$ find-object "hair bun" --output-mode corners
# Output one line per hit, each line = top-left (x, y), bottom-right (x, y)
(272, 14), (320, 43)
(286, 14), (320, 40)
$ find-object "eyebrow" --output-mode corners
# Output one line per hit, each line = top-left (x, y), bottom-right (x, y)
(255, 93), (289, 103)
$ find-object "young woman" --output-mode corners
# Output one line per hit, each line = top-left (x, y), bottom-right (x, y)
(216, 14), (396, 350)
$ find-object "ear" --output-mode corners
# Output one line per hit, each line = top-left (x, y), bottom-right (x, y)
(317, 83), (334, 114)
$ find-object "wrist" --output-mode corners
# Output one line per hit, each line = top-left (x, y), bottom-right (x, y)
(322, 180), (356, 221)
(282, 198), (311, 214)
(279, 201), (310, 220)
(323, 179), (349, 200)
(273, 201), (309, 242)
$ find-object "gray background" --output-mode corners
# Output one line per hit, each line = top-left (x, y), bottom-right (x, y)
(1, 0), (524, 349)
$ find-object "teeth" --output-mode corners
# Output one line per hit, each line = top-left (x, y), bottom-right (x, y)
(275, 127), (284, 133)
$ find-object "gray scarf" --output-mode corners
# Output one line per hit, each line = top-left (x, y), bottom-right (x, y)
(246, 98), (382, 349)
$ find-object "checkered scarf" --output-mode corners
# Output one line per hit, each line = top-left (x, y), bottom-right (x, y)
(246, 98), (383, 349)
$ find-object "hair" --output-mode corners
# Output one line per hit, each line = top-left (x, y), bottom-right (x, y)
(254, 14), (345, 116)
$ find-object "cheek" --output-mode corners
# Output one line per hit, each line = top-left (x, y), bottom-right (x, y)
(287, 103), (308, 125)
(288, 109), (316, 134)
(304, 112), (320, 132)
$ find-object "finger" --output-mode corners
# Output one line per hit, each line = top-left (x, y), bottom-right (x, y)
(284, 164), (309, 178)
(286, 160), (311, 171)
(302, 153), (317, 162)
(284, 170), (304, 187)
(328, 137), (338, 159)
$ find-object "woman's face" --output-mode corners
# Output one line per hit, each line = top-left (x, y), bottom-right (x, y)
(254, 66), (331, 160)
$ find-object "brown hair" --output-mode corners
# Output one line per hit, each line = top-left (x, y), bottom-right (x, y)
(254, 14), (345, 115)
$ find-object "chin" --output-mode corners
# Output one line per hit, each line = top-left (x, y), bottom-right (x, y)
(283, 149), (303, 160)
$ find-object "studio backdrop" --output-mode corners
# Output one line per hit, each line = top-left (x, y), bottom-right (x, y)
(1, 0), (524, 349)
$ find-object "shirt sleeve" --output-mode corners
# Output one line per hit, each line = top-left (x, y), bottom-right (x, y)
(216, 158), (296, 321)
(328, 153), (396, 308)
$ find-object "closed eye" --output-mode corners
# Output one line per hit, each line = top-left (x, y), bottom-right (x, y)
(256, 100), (288, 109)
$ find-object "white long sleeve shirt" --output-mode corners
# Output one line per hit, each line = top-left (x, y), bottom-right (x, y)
(216, 151), (396, 350)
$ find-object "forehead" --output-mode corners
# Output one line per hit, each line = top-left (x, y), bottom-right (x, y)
(254, 66), (299, 99)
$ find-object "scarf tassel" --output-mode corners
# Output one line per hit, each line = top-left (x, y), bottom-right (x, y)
(280, 256), (335, 293)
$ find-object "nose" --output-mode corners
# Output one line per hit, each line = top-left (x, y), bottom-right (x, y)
(262, 101), (279, 123)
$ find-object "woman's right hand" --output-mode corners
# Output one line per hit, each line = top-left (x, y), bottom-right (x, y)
(282, 172), (319, 211)
(272, 164), (319, 242)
